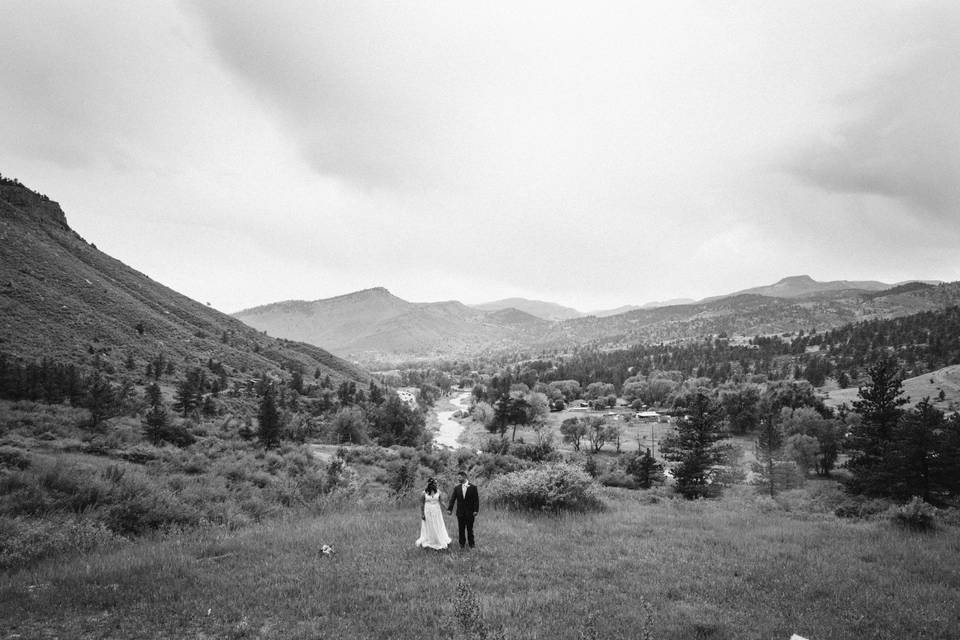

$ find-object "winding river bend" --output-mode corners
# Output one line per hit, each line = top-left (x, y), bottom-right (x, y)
(433, 392), (472, 449)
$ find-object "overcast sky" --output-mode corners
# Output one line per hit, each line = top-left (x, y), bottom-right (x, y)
(3, 1), (959, 313)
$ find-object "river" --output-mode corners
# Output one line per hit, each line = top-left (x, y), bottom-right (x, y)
(433, 391), (473, 448)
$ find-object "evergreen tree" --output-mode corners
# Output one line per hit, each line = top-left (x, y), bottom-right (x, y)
(337, 380), (356, 406)
(173, 368), (206, 417)
(888, 399), (960, 504)
(290, 369), (304, 394)
(369, 380), (385, 405)
(845, 358), (908, 495)
(626, 448), (665, 489)
(149, 353), (165, 380)
(754, 416), (785, 497)
(659, 392), (730, 499)
(257, 384), (282, 448)
(144, 404), (169, 445)
(84, 371), (115, 429)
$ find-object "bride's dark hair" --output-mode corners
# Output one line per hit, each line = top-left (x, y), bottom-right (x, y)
(425, 477), (438, 495)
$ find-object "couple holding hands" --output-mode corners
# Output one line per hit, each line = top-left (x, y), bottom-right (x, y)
(415, 471), (479, 551)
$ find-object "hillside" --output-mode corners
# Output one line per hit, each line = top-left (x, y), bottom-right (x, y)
(823, 364), (960, 412)
(0, 178), (365, 382)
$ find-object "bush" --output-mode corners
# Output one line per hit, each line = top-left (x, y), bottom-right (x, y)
(470, 453), (530, 480)
(0, 515), (121, 569)
(157, 421), (196, 448)
(486, 463), (604, 512)
(0, 460), (108, 516)
(506, 441), (560, 463)
(0, 446), (31, 470)
(103, 473), (201, 535)
(834, 496), (892, 519)
(889, 496), (937, 531)
(599, 470), (638, 489)
(385, 458), (420, 495)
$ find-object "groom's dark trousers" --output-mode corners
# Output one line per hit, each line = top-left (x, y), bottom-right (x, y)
(447, 484), (479, 548)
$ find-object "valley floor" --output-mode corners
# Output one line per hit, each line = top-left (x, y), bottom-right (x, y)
(2, 485), (958, 640)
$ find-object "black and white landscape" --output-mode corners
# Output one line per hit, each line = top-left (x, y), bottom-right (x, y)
(2, 4), (960, 639)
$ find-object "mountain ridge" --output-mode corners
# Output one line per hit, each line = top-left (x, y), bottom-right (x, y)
(470, 297), (583, 321)
(234, 276), (960, 364)
(0, 178), (365, 382)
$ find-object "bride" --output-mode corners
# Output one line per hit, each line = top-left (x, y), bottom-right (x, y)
(415, 477), (452, 550)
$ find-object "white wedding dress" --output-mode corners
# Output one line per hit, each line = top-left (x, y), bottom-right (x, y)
(415, 490), (452, 550)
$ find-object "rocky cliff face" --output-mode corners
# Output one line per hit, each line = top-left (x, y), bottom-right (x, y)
(0, 180), (69, 230)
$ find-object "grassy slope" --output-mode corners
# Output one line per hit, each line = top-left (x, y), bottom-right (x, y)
(2, 487), (958, 640)
(0, 181), (365, 383)
(823, 364), (960, 412)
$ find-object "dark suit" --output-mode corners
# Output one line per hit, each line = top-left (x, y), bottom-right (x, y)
(447, 482), (479, 548)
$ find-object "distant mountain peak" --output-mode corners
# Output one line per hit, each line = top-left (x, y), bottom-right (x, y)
(470, 297), (583, 321)
(353, 286), (392, 297)
(777, 275), (815, 283)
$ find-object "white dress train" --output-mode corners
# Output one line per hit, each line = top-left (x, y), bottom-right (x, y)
(415, 490), (452, 550)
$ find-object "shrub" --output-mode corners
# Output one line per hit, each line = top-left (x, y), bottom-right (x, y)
(834, 496), (893, 519)
(0, 460), (108, 516)
(385, 458), (420, 495)
(0, 515), (121, 569)
(0, 446), (31, 470)
(470, 453), (530, 479)
(160, 422), (197, 448)
(486, 463), (604, 512)
(103, 473), (200, 535)
(116, 445), (160, 464)
(889, 496), (937, 531)
(599, 470), (638, 489)
(506, 441), (560, 463)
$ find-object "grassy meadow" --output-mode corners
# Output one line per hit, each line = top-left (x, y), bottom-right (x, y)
(3, 483), (959, 640)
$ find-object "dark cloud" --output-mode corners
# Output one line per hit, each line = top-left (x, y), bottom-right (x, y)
(783, 5), (960, 219)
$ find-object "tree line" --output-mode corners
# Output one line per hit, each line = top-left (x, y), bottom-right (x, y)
(498, 305), (960, 392)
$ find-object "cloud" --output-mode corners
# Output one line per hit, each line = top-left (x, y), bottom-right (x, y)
(782, 3), (960, 219)
(187, 2), (481, 190)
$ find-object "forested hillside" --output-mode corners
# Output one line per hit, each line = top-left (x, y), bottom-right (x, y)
(490, 305), (960, 393)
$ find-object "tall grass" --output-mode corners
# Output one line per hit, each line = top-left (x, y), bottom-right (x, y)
(2, 486), (957, 639)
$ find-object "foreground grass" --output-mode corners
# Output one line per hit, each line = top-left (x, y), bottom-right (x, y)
(2, 488), (959, 639)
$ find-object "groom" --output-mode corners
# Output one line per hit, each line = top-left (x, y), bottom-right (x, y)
(447, 470), (479, 549)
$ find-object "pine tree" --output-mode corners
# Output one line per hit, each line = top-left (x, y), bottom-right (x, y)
(888, 399), (960, 504)
(754, 416), (785, 497)
(84, 371), (115, 429)
(846, 358), (908, 495)
(257, 384), (282, 448)
(369, 380), (385, 405)
(142, 382), (167, 445)
(627, 448), (665, 489)
(173, 368), (206, 417)
(659, 393), (730, 498)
